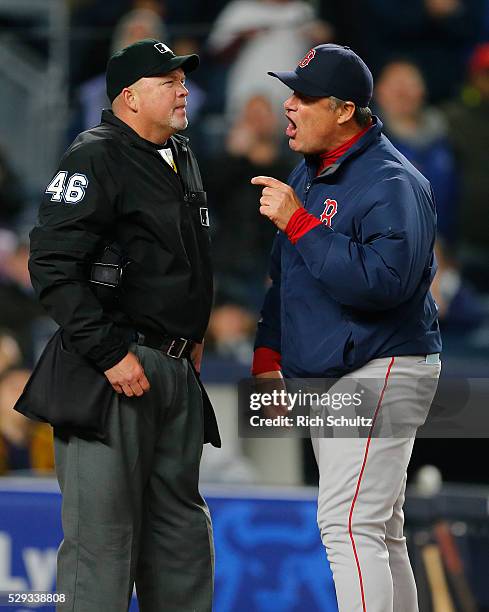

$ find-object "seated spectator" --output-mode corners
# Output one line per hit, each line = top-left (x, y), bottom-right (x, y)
(443, 43), (489, 292)
(207, 0), (332, 120)
(0, 332), (21, 376)
(0, 368), (54, 474)
(0, 233), (48, 366)
(374, 59), (458, 243)
(365, 0), (484, 102)
(206, 303), (256, 365)
(203, 94), (294, 309)
(431, 239), (485, 332)
(0, 228), (18, 270)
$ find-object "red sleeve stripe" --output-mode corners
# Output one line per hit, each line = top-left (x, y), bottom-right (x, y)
(252, 347), (282, 375)
(285, 207), (321, 245)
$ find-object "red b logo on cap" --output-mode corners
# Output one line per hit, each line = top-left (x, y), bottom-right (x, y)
(298, 49), (316, 68)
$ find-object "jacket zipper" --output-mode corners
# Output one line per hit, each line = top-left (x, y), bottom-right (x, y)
(304, 181), (312, 207)
(303, 163), (315, 209)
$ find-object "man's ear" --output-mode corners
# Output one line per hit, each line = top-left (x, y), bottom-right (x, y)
(121, 86), (139, 112)
(337, 101), (356, 125)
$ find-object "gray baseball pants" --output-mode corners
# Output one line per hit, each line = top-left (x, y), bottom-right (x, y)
(54, 343), (214, 612)
(312, 354), (441, 612)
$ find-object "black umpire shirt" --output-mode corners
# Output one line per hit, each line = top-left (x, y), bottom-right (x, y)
(29, 110), (213, 372)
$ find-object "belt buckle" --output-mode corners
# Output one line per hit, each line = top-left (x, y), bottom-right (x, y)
(167, 338), (188, 359)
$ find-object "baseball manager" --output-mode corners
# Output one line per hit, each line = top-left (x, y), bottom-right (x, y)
(28, 39), (220, 611)
(252, 44), (441, 612)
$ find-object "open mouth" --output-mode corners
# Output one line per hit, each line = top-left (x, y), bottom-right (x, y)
(286, 116), (297, 138)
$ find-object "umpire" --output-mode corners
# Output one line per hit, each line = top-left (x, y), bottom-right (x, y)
(28, 39), (220, 611)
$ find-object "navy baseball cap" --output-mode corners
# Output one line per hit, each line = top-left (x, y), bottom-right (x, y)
(106, 39), (199, 102)
(268, 44), (373, 107)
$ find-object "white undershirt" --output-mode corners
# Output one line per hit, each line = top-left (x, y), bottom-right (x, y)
(157, 147), (177, 173)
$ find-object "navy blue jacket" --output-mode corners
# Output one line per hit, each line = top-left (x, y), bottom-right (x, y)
(255, 118), (442, 378)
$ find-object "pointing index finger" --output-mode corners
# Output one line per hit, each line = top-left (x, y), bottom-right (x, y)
(251, 176), (287, 189)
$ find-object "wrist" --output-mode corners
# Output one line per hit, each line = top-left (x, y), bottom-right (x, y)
(252, 347), (282, 375)
(285, 208), (321, 245)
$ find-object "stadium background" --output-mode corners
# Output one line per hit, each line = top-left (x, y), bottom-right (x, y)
(0, 0), (488, 610)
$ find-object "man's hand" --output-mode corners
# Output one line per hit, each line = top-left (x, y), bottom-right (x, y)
(191, 341), (204, 374)
(251, 176), (302, 231)
(254, 370), (290, 419)
(104, 352), (150, 397)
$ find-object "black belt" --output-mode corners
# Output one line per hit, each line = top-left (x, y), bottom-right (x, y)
(135, 331), (193, 359)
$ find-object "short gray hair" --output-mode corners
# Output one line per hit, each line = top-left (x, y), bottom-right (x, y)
(329, 96), (372, 128)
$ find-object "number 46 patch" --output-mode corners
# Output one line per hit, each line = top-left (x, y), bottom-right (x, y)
(45, 171), (89, 204)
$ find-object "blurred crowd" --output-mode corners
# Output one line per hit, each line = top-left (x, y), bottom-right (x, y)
(0, 0), (489, 473)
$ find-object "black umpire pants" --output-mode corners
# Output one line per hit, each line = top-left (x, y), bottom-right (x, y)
(54, 343), (214, 611)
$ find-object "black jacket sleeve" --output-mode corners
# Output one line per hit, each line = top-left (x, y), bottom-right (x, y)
(29, 140), (129, 371)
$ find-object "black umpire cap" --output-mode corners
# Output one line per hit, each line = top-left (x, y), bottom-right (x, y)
(268, 44), (373, 108)
(106, 39), (200, 103)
